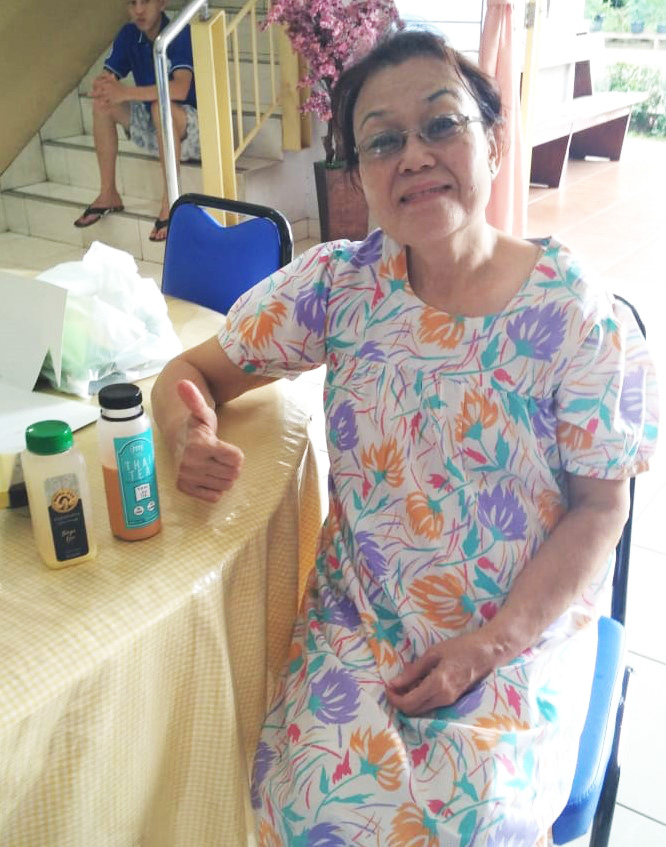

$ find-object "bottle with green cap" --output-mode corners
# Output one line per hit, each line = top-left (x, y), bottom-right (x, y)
(21, 420), (97, 568)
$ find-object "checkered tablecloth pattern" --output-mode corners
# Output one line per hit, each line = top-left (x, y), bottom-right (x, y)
(0, 301), (323, 847)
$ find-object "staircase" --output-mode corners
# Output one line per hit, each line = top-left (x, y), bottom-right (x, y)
(0, 1), (305, 265)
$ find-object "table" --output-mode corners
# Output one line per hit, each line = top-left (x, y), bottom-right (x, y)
(0, 298), (323, 846)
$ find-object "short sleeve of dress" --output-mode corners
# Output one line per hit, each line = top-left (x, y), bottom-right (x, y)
(555, 294), (659, 479)
(217, 241), (338, 379)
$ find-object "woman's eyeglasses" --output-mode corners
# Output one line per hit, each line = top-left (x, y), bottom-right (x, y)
(355, 113), (484, 160)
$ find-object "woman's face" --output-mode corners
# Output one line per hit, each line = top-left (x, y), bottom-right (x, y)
(353, 57), (500, 248)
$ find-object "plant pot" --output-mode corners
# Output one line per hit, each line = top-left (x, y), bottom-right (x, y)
(313, 161), (369, 242)
(630, 21), (645, 33)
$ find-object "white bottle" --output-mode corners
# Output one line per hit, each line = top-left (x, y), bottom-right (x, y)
(21, 420), (97, 568)
(97, 383), (162, 541)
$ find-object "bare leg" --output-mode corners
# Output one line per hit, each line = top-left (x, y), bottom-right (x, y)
(149, 100), (187, 241)
(74, 100), (130, 226)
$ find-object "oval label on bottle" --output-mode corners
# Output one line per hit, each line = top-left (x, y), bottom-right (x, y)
(113, 431), (161, 529)
(44, 473), (90, 560)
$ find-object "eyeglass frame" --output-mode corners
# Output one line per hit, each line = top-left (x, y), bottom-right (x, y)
(354, 113), (486, 161)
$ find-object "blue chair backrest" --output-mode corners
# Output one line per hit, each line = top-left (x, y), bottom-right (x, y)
(162, 195), (292, 315)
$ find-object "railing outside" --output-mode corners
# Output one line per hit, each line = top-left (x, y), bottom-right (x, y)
(154, 0), (210, 211)
(155, 0), (305, 217)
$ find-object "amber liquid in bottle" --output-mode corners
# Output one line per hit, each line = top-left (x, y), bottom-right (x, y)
(102, 465), (162, 541)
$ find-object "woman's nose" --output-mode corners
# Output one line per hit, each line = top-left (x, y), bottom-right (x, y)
(397, 133), (436, 172)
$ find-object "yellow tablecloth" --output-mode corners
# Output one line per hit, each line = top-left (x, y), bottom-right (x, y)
(0, 299), (322, 846)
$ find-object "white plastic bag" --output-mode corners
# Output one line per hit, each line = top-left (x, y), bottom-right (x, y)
(38, 241), (182, 397)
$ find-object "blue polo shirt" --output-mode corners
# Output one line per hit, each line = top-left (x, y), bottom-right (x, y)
(104, 13), (197, 113)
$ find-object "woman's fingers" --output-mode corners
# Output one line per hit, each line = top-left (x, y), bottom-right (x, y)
(176, 479), (225, 503)
(388, 652), (435, 693)
(387, 633), (492, 716)
(386, 670), (441, 715)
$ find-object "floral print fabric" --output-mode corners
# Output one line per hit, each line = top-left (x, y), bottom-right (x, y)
(218, 231), (658, 847)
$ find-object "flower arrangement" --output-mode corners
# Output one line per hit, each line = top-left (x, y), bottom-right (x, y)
(263, 0), (401, 164)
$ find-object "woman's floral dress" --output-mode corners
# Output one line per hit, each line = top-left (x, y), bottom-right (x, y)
(218, 231), (658, 847)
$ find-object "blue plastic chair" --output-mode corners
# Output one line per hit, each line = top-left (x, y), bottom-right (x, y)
(553, 296), (644, 847)
(162, 193), (293, 314)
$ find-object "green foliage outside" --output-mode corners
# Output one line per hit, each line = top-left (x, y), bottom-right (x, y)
(607, 62), (666, 135)
(584, 0), (666, 29)
(582, 1), (666, 137)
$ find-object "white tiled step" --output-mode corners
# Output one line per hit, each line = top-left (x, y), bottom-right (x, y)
(77, 95), (284, 160)
(42, 134), (280, 198)
(3, 182), (176, 262)
(2, 153), (279, 261)
(43, 136), (203, 200)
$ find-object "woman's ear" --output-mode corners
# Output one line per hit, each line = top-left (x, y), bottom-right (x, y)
(487, 128), (502, 178)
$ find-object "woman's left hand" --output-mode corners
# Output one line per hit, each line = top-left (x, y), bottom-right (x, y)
(386, 631), (494, 716)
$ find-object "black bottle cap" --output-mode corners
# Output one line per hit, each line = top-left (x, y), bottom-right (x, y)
(98, 383), (143, 410)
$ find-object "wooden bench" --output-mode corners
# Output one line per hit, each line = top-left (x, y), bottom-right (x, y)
(530, 59), (648, 188)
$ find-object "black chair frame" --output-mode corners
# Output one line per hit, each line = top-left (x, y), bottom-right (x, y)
(168, 192), (294, 268)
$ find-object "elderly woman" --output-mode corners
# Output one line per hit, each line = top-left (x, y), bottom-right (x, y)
(151, 30), (658, 847)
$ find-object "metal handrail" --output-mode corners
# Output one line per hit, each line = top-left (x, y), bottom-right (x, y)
(154, 0), (210, 211)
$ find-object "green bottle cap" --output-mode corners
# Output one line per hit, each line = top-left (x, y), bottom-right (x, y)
(25, 420), (74, 455)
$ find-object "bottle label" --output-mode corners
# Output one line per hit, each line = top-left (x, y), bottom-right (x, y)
(44, 473), (90, 561)
(113, 429), (161, 529)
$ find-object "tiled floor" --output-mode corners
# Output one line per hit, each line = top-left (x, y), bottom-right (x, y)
(1, 134), (664, 845)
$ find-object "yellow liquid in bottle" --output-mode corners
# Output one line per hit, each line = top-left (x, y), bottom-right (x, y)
(22, 449), (97, 568)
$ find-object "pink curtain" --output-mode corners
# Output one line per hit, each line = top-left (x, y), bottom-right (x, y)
(478, 0), (526, 237)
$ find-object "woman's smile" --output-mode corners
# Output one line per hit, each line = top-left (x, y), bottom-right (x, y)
(399, 180), (453, 204)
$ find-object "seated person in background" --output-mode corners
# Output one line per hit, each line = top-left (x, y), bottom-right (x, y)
(73, 0), (199, 243)
(151, 30), (658, 847)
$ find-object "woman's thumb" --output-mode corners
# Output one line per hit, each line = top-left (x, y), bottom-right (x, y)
(176, 379), (214, 424)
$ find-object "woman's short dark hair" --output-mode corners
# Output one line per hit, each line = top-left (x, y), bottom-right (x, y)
(331, 29), (504, 171)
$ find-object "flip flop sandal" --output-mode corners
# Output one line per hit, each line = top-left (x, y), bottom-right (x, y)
(149, 218), (169, 242)
(73, 204), (124, 228)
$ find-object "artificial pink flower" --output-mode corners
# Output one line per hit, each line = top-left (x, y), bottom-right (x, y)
(262, 0), (401, 162)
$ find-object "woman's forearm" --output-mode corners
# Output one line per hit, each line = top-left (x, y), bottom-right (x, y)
(151, 337), (276, 450)
(481, 476), (630, 667)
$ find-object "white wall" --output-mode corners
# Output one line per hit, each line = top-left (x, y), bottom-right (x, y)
(396, 0), (486, 57)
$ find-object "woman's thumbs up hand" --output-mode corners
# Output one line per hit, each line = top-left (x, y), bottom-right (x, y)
(172, 378), (245, 502)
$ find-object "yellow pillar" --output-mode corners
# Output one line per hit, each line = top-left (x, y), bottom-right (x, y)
(191, 11), (238, 210)
(278, 27), (305, 151)
(520, 1), (544, 189)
